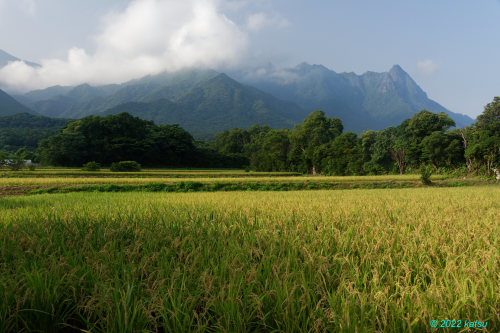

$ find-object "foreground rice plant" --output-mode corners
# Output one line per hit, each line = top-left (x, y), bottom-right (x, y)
(0, 187), (498, 332)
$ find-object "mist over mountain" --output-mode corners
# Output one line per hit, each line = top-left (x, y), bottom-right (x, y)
(17, 70), (220, 119)
(0, 49), (40, 68)
(10, 63), (474, 138)
(12, 70), (302, 138)
(233, 63), (474, 132)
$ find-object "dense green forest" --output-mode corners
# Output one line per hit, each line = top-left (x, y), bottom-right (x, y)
(0, 113), (69, 153)
(35, 113), (243, 168)
(2, 97), (499, 176)
(213, 97), (499, 176)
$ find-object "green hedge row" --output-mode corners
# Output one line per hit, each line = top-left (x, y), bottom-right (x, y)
(26, 180), (469, 195)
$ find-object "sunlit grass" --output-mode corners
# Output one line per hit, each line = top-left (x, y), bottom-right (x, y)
(0, 174), (450, 186)
(0, 168), (299, 177)
(0, 187), (498, 332)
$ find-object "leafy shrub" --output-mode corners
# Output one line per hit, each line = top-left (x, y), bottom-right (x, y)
(420, 165), (434, 185)
(451, 166), (468, 178)
(110, 161), (141, 172)
(143, 183), (168, 192)
(98, 184), (125, 192)
(208, 182), (224, 191)
(176, 181), (203, 192)
(5, 148), (28, 171)
(27, 163), (36, 171)
(362, 161), (386, 175)
(82, 161), (101, 171)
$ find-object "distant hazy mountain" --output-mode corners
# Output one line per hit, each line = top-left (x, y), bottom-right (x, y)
(15, 63), (474, 137)
(13, 85), (75, 105)
(0, 89), (35, 116)
(22, 69), (220, 118)
(234, 63), (474, 132)
(102, 74), (304, 138)
(0, 49), (40, 68)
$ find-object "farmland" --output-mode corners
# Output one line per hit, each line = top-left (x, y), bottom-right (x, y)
(0, 168), (489, 197)
(0, 170), (499, 332)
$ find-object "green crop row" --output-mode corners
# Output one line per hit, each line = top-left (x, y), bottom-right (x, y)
(28, 180), (474, 195)
(0, 174), (453, 186)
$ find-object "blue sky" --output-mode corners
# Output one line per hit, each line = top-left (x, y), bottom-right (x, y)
(0, 0), (499, 118)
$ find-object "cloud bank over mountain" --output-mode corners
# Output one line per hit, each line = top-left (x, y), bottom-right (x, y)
(0, 0), (252, 92)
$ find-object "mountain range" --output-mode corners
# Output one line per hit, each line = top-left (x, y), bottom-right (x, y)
(12, 70), (303, 138)
(0, 49), (40, 68)
(0, 89), (34, 116)
(0, 50), (474, 138)
(232, 63), (473, 132)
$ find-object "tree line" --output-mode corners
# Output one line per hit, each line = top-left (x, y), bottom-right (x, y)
(34, 112), (243, 168)
(213, 97), (499, 176)
(2, 97), (498, 176)
(0, 113), (68, 153)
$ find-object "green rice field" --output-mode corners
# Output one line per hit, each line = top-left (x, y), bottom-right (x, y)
(0, 172), (498, 332)
(0, 169), (486, 198)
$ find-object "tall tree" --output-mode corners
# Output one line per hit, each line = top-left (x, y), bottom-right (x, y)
(367, 128), (396, 174)
(251, 129), (291, 171)
(214, 128), (251, 155)
(316, 132), (362, 175)
(400, 110), (456, 170)
(466, 97), (500, 174)
(458, 127), (474, 171)
(406, 110), (456, 140)
(289, 110), (343, 174)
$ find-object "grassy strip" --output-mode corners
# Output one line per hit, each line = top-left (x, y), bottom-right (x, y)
(0, 170), (302, 178)
(0, 174), (455, 186)
(26, 179), (480, 195)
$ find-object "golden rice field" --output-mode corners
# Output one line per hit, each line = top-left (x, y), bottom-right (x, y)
(0, 186), (498, 332)
(0, 168), (299, 178)
(0, 169), (461, 196)
(0, 173), (447, 186)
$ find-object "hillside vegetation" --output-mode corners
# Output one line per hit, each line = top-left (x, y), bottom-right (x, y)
(0, 113), (69, 152)
(11, 64), (473, 137)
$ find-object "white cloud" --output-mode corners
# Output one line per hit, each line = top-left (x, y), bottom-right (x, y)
(0, 0), (250, 91)
(246, 12), (289, 31)
(240, 65), (299, 85)
(416, 59), (438, 76)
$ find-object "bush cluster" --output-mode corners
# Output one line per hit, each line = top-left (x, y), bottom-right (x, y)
(420, 165), (434, 185)
(82, 161), (101, 171)
(110, 161), (142, 172)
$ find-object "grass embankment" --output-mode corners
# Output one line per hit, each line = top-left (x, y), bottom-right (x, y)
(0, 169), (301, 178)
(1, 187), (498, 332)
(0, 172), (489, 196)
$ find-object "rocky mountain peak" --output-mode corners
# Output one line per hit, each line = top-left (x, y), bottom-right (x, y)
(388, 64), (410, 81)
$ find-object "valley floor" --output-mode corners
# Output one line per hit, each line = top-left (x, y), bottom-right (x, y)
(0, 171), (498, 332)
(0, 168), (495, 197)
